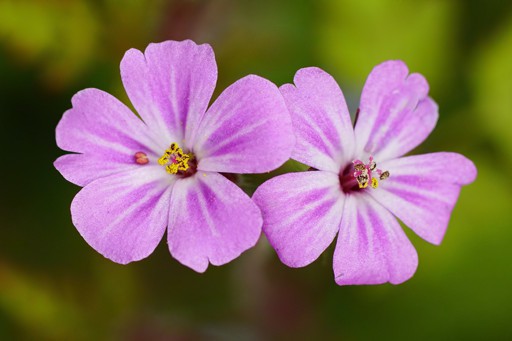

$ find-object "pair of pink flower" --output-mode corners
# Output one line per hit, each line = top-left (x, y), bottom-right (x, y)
(55, 40), (476, 285)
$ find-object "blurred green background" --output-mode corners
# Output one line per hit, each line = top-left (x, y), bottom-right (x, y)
(1, 0), (511, 339)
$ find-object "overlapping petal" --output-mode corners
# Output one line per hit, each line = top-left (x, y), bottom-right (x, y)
(368, 152), (477, 245)
(71, 167), (173, 264)
(120, 40), (217, 145)
(280, 67), (355, 172)
(55, 88), (158, 186)
(334, 194), (418, 285)
(253, 171), (345, 267)
(354, 61), (438, 161)
(193, 75), (294, 174)
(167, 172), (262, 272)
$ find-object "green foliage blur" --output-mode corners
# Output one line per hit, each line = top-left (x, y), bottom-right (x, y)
(1, 0), (511, 339)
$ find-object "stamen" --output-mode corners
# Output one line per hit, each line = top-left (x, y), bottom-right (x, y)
(134, 152), (149, 165)
(158, 143), (194, 175)
(351, 156), (389, 190)
(354, 163), (366, 172)
(380, 170), (390, 180)
(357, 174), (369, 188)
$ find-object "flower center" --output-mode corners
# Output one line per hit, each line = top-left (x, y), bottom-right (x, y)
(339, 156), (389, 193)
(158, 142), (197, 176)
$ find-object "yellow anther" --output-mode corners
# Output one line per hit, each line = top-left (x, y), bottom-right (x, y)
(351, 156), (389, 191)
(158, 143), (193, 174)
(380, 171), (390, 180)
(158, 154), (170, 165)
(357, 177), (369, 188)
(166, 163), (179, 174)
(178, 155), (190, 171)
(356, 171), (369, 188)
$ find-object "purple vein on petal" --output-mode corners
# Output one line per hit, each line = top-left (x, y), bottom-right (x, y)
(254, 171), (344, 267)
(99, 183), (167, 239)
(334, 194), (418, 285)
(295, 107), (340, 161)
(275, 187), (332, 228)
(383, 175), (457, 203)
(203, 118), (270, 158)
(197, 179), (220, 238)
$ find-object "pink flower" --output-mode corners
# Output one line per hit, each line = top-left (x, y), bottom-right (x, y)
(253, 62), (476, 285)
(54, 40), (294, 272)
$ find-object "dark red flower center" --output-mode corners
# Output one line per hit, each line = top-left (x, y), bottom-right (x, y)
(339, 156), (389, 194)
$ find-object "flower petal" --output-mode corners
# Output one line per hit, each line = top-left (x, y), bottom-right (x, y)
(55, 88), (158, 186)
(354, 60), (438, 160)
(55, 154), (134, 188)
(167, 172), (262, 272)
(120, 40), (217, 144)
(369, 152), (477, 245)
(193, 75), (294, 174)
(334, 194), (418, 286)
(253, 171), (345, 267)
(280, 67), (356, 172)
(70, 167), (173, 264)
